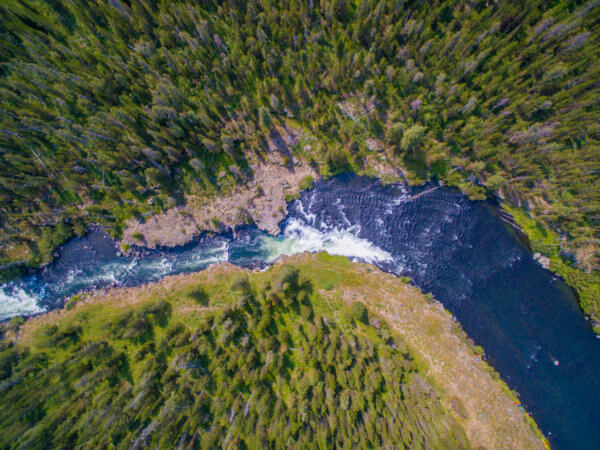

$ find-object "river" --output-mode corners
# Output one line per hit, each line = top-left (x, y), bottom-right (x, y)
(1, 173), (599, 449)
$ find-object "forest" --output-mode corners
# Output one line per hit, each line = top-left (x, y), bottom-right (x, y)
(0, 1), (598, 280)
(0, 262), (472, 448)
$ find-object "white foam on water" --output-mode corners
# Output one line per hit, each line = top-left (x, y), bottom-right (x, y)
(176, 241), (229, 270)
(61, 258), (139, 290)
(389, 195), (408, 207)
(0, 283), (44, 320)
(260, 217), (393, 264)
(385, 193), (409, 215)
(333, 198), (353, 227)
(137, 257), (175, 280)
(64, 267), (83, 284)
(293, 198), (317, 226)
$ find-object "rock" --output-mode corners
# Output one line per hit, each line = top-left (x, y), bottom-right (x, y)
(538, 256), (551, 270)
(533, 252), (551, 269)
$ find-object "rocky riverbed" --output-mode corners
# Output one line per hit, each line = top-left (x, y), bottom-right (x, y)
(122, 154), (317, 248)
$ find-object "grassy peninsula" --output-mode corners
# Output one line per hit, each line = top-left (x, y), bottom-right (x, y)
(0, 254), (545, 449)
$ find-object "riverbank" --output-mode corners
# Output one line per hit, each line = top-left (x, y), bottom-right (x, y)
(53, 156), (600, 338)
(9, 253), (547, 449)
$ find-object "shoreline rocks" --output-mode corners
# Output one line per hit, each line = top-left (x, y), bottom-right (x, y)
(533, 252), (551, 270)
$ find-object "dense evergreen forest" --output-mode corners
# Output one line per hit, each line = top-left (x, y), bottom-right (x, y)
(0, 264), (471, 448)
(0, 0), (598, 276)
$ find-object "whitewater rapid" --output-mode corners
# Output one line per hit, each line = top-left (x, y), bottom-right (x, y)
(0, 284), (45, 319)
(0, 240), (231, 320)
(261, 217), (393, 265)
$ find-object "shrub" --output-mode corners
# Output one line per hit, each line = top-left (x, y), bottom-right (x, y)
(285, 192), (299, 202)
(273, 265), (300, 294)
(209, 216), (220, 229)
(401, 124), (427, 153)
(35, 324), (82, 348)
(486, 174), (506, 191)
(7, 316), (25, 333)
(299, 175), (314, 191)
(65, 293), (84, 310)
(138, 299), (172, 326)
(188, 287), (210, 306)
(350, 302), (368, 324)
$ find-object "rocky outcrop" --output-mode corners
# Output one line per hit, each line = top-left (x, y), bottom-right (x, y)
(122, 156), (316, 248)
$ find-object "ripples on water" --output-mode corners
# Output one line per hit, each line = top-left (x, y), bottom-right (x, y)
(1, 173), (599, 449)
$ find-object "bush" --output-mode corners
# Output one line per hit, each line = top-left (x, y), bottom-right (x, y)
(259, 106), (272, 129)
(486, 174), (506, 191)
(350, 302), (368, 324)
(285, 192), (299, 202)
(188, 287), (210, 306)
(138, 299), (172, 325)
(273, 265), (300, 294)
(299, 175), (314, 191)
(387, 122), (405, 144)
(0, 346), (18, 379)
(65, 293), (84, 310)
(35, 324), (82, 348)
(37, 223), (74, 263)
(401, 124), (427, 153)
(7, 316), (25, 333)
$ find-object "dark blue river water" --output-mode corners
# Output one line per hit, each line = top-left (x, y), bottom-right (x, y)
(1, 174), (598, 448)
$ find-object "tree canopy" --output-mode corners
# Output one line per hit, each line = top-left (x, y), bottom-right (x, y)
(0, 0), (598, 276)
